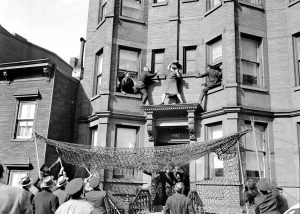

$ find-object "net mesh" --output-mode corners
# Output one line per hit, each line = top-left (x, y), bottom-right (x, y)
(35, 129), (250, 172)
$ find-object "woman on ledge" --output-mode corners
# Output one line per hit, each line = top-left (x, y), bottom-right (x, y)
(161, 60), (184, 105)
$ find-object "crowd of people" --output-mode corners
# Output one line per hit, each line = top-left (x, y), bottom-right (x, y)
(0, 160), (108, 214)
(244, 178), (289, 214)
(119, 60), (222, 106)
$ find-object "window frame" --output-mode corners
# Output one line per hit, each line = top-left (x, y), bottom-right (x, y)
(207, 36), (222, 68)
(90, 126), (98, 147)
(113, 125), (139, 178)
(13, 99), (37, 140)
(241, 34), (264, 87)
(206, 0), (222, 11)
(183, 46), (197, 75)
(98, 0), (107, 24)
(293, 33), (300, 86)
(116, 47), (141, 93)
(152, 49), (165, 77)
(94, 49), (104, 96)
(121, 0), (144, 20)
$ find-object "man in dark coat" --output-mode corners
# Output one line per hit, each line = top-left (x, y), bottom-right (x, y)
(164, 182), (193, 214)
(32, 176), (59, 214)
(121, 72), (135, 94)
(244, 178), (259, 206)
(0, 164), (33, 214)
(85, 177), (107, 214)
(254, 179), (280, 214)
(196, 64), (222, 106)
(135, 66), (159, 105)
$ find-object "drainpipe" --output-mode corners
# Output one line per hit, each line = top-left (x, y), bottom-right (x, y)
(176, 0), (180, 60)
(79, 37), (86, 68)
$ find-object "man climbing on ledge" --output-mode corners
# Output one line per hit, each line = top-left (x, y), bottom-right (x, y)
(135, 66), (159, 105)
(196, 64), (222, 107)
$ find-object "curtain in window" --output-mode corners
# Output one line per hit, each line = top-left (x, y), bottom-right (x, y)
(209, 39), (222, 65)
(16, 101), (36, 138)
(119, 49), (139, 72)
(18, 102), (35, 119)
(122, 0), (142, 19)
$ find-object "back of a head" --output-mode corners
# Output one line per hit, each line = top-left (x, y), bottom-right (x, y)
(0, 164), (3, 179)
(174, 182), (184, 193)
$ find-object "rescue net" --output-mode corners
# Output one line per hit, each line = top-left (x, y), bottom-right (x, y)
(35, 129), (250, 172)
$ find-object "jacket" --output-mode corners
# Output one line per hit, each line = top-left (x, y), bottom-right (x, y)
(164, 192), (193, 214)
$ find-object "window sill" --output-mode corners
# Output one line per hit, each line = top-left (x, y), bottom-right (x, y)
(292, 85), (300, 92)
(204, 3), (222, 17)
(114, 92), (141, 99)
(11, 138), (34, 142)
(96, 18), (106, 29)
(119, 16), (145, 25)
(288, 0), (300, 7)
(182, 0), (198, 3)
(239, 1), (264, 11)
(207, 85), (224, 95)
(182, 74), (198, 78)
(152, 1), (168, 7)
(241, 84), (268, 93)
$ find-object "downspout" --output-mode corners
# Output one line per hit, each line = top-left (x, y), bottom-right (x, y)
(176, 0), (180, 60)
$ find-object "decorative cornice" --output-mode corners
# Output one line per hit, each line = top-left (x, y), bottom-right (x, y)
(141, 103), (202, 112)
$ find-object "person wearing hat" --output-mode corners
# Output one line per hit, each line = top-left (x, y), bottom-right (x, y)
(135, 66), (159, 105)
(269, 181), (289, 214)
(0, 164), (33, 214)
(55, 178), (94, 214)
(196, 64), (222, 107)
(120, 72), (135, 94)
(85, 177), (107, 214)
(254, 179), (280, 214)
(53, 176), (70, 205)
(19, 173), (36, 204)
(32, 176), (59, 214)
(244, 178), (259, 206)
(161, 60), (184, 105)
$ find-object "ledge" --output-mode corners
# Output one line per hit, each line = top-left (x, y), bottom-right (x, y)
(288, 0), (300, 7)
(141, 103), (202, 112)
(182, 0), (198, 3)
(114, 92), (141, 99)
(241, 84), (268, 93)
(119, 16), (145, 24)
(152, 1), (168, 7)
(239, 1), (264, 11)
(292, 85), (300, 92)
(207, 85), (224, 95)
(96, 19), (106, 29)
(204, 3), (222, 17)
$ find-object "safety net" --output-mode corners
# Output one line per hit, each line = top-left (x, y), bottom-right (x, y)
(35, 129), (250, 172)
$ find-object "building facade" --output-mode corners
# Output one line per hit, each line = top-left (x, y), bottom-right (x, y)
(76, 0), (300, 212)
(0, 25), (79, 185)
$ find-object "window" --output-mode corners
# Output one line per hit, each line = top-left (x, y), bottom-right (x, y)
(207, 0), (221, 10)
(121, 0), (143, 20)
(207, 123), (224, 177)
(152, 49), (164, 76)
(293, 34), (300, 86)
(114, 126), (138, 177)
(15, 101), (36, 139)
(240, 0), (262, 5)
(241, 35), (262, 86)
(117, 48), (139, 93)
(242, 121), (267, 179)
(91, 126), (98, 147)
(9, 170), (27, 187)
(98, 0), (107, 23)
(94, 50), (104, 95)
(207, 37), (222, 67)
(184, 46), (197, 74)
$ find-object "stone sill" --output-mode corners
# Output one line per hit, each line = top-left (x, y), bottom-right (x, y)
(207, 85), (224, 95)
(152, 1), (168, 7)
(288, 0), (300, 7)
(241, 84), (268, 93)
(114, 92), (141, 99)
(182, 0), (199, 3)
(96, 19), (106, 30)
(11, 138), (34, 142)
(204, 3), (222, 17)
(239, 1), (264, 11)
(119, 16), (145, 25)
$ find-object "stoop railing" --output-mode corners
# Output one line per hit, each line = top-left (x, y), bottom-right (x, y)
(129, 188), (152, 214)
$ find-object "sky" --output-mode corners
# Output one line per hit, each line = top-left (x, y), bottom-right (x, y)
(0, 0), (89, 63)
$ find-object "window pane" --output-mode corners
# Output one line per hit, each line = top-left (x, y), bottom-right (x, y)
(186, 61), (196, 73)
(208, 0), (221, 10)
(242, 60), (258, 85)
(242, 37), (258, 62)
(154, 0), (165, 3)
(186, 49), (196, 60)
(119, 49), (139, 72)
(208, 123), (223, 177)
(122, 0), (142, 19)
(297, 37), (300, 60)
(18, 102), (36, 119)
(245, 152), (264, 179)
(96, 76), (102, 94)
(209, 39), (222, 65)
(91, 127), (98, 146)
(155, 52), (164, 63)
(9, 171), (27, 187)
(116, 127), (137, 148)
(16, 121), (33, 138)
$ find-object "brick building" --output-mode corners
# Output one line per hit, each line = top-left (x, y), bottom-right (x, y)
(76, 0), (300, 212)
(0, 25), (79, 185)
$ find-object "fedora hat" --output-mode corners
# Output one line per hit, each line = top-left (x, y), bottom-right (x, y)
(89, 177), (100, 189)
(256, 180), (269, 192)
(19, 174), (33, 187)
(65, 178), (84, 196)
(41, 176), (55, 188)
(57, 176), (67, 187)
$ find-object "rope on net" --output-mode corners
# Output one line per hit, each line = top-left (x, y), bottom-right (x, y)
(35, 129), (251, 172)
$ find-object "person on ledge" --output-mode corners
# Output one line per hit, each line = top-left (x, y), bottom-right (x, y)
(161, 60), (184, 105)
(135, 66), (159, 105)
(120, 72), (135, 94)
(196, 64), (222, 106)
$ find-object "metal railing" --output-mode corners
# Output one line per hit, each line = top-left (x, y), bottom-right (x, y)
(129, 188), (152, 214)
